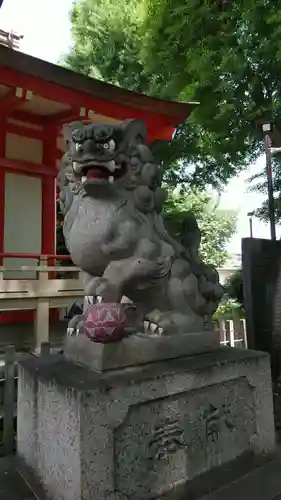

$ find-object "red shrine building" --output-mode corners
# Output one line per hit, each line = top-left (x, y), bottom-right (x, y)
(0, 42), (194, 323)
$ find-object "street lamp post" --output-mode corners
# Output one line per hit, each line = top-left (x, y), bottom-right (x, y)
(247, 211), (254, 238)
(261, 122), (281, 241)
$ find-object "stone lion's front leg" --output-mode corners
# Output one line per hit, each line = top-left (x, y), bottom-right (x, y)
(143, 309), (205, 336)
(84, 275), (121, 303)
(76, 259), (159, 310)
(79, 258), (172, 336)
(99, 257), (163, 301)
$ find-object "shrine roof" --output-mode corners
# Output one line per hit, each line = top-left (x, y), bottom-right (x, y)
(0, 45), (197, 141)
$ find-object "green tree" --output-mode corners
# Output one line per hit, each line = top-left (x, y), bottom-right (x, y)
(63, 0), (272, 189)
(164, 189), (237, 267)
(64, 0), (281, 216)
(247, 154), (281, 224)
(224, 269), (244, 308)
(143, 0), (281, 214)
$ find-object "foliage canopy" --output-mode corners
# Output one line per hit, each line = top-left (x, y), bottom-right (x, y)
(64, 0), (281, 191)
(164, 189), (237, 267)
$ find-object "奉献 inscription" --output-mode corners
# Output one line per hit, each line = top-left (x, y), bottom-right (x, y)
(115, 378), (256, 499)
(203, 403), (235, 443)
(148, 418), (186, 460)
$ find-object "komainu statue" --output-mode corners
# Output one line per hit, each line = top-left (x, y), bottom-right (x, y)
(57, 119), (223, 338)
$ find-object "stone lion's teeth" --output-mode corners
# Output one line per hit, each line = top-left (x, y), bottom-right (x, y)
(107, 160), (116, 172)
(82, 176), (87, 184)
(109, 139), (116, 151)
(108, 176), (114, 184)
(73, 161), (79, 172)
(143, 320), (149, 333)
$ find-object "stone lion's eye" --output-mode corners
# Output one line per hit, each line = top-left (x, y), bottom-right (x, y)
(103, 143), (110, 149)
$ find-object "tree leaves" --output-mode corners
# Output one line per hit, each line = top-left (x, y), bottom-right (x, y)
(164, 189), (237, 267)
(63, 0), (281, 217)
(62, 0), (259, 188)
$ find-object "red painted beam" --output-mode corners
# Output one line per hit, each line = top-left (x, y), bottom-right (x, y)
(0, 88), (18, 112)
(6, 121), (44, 141)
(0, 87), (31, 116)
(0, 67), (179, 138)
(10, 110), (47, 125)
(45, 108), (82, 125)
(9, 111), (174, 143)
(0, 157), (57, 177)
(147, 125), (175, 143)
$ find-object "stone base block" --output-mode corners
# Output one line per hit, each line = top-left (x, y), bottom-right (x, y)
(17, 348), (275, 500)
(64, 329), (219, 370)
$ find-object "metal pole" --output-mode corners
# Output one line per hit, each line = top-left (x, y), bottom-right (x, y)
(265, 134), (276, 240)
(249, 217), (253, 238)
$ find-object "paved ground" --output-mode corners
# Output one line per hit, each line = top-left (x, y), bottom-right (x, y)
(0, 457), (36, 500)
(200, 451), (281, 500)
(1, 451), (281, 500)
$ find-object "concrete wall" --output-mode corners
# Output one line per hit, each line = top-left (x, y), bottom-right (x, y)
(3, 172), (42, 279)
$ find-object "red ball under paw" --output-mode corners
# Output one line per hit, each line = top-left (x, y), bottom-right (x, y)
(84, 302), (126, 343)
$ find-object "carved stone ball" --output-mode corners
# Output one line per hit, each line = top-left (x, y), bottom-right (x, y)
(84, 302), (127, 343)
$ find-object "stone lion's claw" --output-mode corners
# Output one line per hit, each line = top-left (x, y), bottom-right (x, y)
(149, 322), (158, 333)
(84, 295), (94, 306)
(67, 327), (74, 337)
(143, 320), (149, 333)
(143, 319), (165, 336)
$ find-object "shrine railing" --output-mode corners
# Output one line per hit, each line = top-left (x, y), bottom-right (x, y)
(0, 253), (248, 351)
(0, 253), (83, 351)
(214, 315), (247, 349)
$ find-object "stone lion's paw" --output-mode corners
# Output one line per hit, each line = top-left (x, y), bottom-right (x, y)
(143, 319), (165, 336)
(67, 314), (84, 337)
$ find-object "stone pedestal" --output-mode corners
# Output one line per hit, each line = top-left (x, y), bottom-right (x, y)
(64, 330), (220, 370)
(17, 347), (275, 500)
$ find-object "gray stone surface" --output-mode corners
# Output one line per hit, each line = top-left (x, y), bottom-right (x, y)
(17, 348), (275, 500)
(64, 330), (219, 370)
(58, 120), (223, 337)
(0, 457), (37, 500)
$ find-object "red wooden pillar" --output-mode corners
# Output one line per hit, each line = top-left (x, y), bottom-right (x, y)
(0, 119), (6, 265)
(42, 125), (57, 258)
(42, 125), (59, 322)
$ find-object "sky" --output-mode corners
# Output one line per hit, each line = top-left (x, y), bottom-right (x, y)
(1, 0), (278, 255)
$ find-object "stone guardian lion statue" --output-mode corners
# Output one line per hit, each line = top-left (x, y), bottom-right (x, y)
(57, 119), (223, 336)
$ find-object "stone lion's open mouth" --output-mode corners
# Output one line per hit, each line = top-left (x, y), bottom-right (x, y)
(78, 161), (127, 185)
(85, 167), (110, 180)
